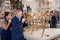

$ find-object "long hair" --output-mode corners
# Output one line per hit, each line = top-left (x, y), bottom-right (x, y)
(4, 12), (10, 23)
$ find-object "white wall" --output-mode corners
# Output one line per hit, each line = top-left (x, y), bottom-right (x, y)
(22, 0), (38, 13)
(22, 0), (60, 13)
(2, 0), (11, 12)
(50, 0), (59, 11)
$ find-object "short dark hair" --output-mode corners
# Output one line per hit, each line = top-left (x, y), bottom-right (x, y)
(17, 10), (22, 13)
(50, 11), (53, 13)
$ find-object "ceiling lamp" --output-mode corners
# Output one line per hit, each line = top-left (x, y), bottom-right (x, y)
(49, 0), (52, 2)
(26, 0), (33, 1)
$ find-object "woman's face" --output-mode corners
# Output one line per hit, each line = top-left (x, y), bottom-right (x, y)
(6, 13), (12, 20)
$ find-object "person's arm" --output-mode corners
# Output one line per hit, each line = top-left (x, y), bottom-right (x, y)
(23, 21), (28, 28)
(22, 18), (25, 23)
(11, 18), (17, 29)
(2, 20), (11, 30)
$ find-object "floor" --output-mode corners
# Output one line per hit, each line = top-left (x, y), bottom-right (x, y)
(0, 24), (60, 40)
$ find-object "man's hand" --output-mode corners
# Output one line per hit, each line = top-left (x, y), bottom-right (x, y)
(22, 18), (25, 23)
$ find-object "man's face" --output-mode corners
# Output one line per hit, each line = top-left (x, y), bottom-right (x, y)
(16, 11), (22, 18)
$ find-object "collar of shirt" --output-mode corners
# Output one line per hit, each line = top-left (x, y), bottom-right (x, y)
(19, 18), (21, 21)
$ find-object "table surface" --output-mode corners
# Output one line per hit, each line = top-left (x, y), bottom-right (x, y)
(24, 28), (60, 40)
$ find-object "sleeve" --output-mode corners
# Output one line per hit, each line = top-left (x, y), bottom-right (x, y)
(23, 22), (28, 28)
(11, 18), (16, 28)
(11, 18), (19, 30)
(2, 19), (7, 24)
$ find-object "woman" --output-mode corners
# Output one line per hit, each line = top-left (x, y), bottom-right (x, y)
(1, 12), (12, 40)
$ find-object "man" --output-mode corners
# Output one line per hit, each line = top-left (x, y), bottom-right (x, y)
(12, 10), (26, 40)
(50, 11), (57, 28)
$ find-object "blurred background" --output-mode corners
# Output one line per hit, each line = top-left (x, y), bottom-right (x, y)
(0, 0), (60, 40)
(0, 0), (60, 27)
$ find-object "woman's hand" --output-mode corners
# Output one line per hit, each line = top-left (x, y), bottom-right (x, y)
(8, 17), (12, 23)
(8, 19), (12, 23)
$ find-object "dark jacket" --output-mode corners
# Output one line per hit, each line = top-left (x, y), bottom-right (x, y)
(12, 16), (24, 40)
